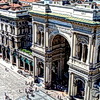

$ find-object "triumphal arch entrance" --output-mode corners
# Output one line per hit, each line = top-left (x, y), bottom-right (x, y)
(29, 4), (100, 100)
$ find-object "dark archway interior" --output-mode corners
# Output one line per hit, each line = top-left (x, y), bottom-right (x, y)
(13, 55), (16, 65)
(20, 56), (24, 68)
(38, 62), (44, 77)
(76, 80), (85, 99)
(7, 48), (10, 60)
(25, 62), (29, 71)
(51, 35), (71, 91)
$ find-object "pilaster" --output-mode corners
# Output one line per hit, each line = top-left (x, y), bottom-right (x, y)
(81, 44), (84, 62)
(10, 51), (13, 65)
(16, 56), (20, 69)
(86, 36), (92, 64)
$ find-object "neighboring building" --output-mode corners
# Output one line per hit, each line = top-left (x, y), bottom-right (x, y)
(29, 2), (100, 100)
(0, 1), (33, 74)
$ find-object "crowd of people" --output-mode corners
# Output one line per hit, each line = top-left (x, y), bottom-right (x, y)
(51, 80), (68, 92)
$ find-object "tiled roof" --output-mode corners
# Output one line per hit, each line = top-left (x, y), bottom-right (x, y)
(0, 5), (10, 9)
(0, 2), (30, 10)
(10, 3), (21, 7)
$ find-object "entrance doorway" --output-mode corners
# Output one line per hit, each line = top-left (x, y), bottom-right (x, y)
(51, 35), (70, 91)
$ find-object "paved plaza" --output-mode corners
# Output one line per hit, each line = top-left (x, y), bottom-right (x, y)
(0, 62), (28, 100)
(0, 59), (68, 100)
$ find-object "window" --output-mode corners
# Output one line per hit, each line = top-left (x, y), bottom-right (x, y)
(1, 24), (3, 31)
(78, 43), (82, 60)
(83, 45), (88, 62)
(2, 36), (4, 43)
(5, 25), (8, 32)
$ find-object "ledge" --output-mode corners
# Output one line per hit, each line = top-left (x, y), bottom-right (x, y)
(29, 10), (100, 26)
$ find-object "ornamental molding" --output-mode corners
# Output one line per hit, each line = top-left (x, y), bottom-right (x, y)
(77, 34), (89, 44)
(37, 24), (44, 32)
(48, 24), (72, 36)
(97, 37), (100, 46)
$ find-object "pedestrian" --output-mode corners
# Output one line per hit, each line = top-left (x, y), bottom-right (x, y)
(19, 89), (21, 93)
(35, 87), (37, 92)
(26, 94), (29, 99)
(4, 92), (6, 96)
(57, 95), (59, 99)
(25, 88), (27, 93)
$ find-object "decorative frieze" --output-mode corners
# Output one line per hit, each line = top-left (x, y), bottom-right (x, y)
(73, 25), (92, 34)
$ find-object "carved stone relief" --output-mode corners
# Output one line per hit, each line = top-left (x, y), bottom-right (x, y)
(37, 24), (44, 32)
(77, 34), (89, 44)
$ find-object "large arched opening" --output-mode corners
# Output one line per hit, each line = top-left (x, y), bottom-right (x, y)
(51, 35), (71, 91)
(75, 80), (85, 99)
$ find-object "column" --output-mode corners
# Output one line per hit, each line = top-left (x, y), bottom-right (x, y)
(16, 56), (20, 68)
(84, 80), (91, 100)
(15, 38), (18, 49)
(33, 57), (35, 80)
(70, 33), (74, 58)
(68, 72), (72, 97)
(81, 44), (84, 62)
(23, 61), (25, 70)
(86, 36), (92, 64)
(10, 51), (13, 64)
(71, 74), (74, 96)
(45, 61), (52, 88)
(34, 23), (37, 43)
(44, 25), (46, 47)
(15, 27), (17, 35)
(90, 43), (93, 63)
(73, 33), (76, 57)
(45, 27), (48, 47)
(93, 35), (98, 64)
(41, 32), (42, 46)
(34, 57), (38, 77)
(29, 63), (31, 74)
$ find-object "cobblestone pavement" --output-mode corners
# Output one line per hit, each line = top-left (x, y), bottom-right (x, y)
(0, 59), (68, 100)
(0, 63), (28, 100)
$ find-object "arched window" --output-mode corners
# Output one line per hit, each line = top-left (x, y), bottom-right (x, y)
(6, 38), (8, 45)
(2, 36), (4, 43)
(21, 37), (24, 48)
(83, 45), (88, 62)
(5, 25), (8, 32)
(97, 46), (100, 63)
(42, 32), (44, 46)
(1, 23), (3, 30)
(12, 37), (15, 48)
(37, 31), (41, 45)
(78, 43), (82, 60)
(76, 80), (85, 99)
(12, 27), (15, 35)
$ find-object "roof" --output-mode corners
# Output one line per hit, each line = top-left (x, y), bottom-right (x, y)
(29, 10), (100, 26)
(0, 5), (10, 9)
(0, 2), (30, 10)
(19, 0), (40, 3)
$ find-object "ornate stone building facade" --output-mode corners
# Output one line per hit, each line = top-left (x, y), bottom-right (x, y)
(0, 3), (33, 74)
(0, 1), (99, 100)
(29, 3), (100, 100)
